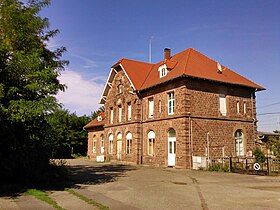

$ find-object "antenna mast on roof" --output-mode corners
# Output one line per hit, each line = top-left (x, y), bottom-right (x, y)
(149, 36), (154, 64)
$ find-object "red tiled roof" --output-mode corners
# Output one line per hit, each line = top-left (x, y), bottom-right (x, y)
(117, 58), (153, 89)
(139, 48), (265, 90)
(100, 47), (264, 104)
(83, 112), (105, 129)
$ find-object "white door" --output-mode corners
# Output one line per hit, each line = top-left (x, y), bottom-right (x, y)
(168, 137), (176, 166)
(117, 140), (122, 160)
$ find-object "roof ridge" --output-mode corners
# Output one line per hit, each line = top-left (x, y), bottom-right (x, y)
(139, 63), (155, 89)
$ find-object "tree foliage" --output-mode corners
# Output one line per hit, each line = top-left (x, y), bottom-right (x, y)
(47, 108), (91, 158)
(267, 131), (280, 158)
(0, 0), (68, 185)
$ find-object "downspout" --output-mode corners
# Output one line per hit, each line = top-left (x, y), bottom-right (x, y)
(251, 91), (256, 153)
(187, 112), (191, 168)
(137, 91), (143, 164)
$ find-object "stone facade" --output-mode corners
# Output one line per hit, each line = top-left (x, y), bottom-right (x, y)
(85, 48), (263, 169)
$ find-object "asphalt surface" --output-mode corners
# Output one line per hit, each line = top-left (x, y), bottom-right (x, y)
(1, 158), (280, 210)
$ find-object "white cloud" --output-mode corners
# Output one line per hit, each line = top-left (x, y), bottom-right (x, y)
(57, 70), (104, 116)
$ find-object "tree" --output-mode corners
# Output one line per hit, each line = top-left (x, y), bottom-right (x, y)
(0, 0), (68, 184)
(47, 108), (90, 158)
(267, 131), (280, 158)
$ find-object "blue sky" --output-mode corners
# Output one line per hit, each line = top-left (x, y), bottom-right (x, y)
(40, 0), (280, 132)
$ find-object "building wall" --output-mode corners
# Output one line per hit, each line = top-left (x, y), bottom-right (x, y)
(87, 127), (104, 160)
(88, 71), (257, 168)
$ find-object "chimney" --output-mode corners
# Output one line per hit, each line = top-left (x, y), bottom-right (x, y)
(164, 48), (171, 60)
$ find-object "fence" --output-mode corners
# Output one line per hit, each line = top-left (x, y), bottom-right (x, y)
(209, 157), (280, 175)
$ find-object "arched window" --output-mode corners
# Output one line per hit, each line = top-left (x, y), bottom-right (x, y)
(109, 134), (113, 154)
(100, 134), (104, 154)
(235, 130), (244, 156)
(126, 132), (132, 154)
(92, 135), (97, 153)
(148, 131), (155, 155)
(168, 129), (176, 138)
(117, 133), (122, 140)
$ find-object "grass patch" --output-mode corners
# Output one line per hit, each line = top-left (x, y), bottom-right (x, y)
(65, 188), (109, 210)
(25, 189), (64, 210)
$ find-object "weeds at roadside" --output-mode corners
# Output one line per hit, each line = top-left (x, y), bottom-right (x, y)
(25, 189), (65, 210)
(65, 188), (109, 210)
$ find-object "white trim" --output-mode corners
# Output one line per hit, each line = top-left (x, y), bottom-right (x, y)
(99, 63), (137, 104)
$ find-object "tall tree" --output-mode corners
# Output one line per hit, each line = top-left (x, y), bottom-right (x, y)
(0, 0), (68, 184)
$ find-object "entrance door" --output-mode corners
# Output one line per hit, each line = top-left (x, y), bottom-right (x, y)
(168, 137), (176, 166)
(117, 140), (122, 160)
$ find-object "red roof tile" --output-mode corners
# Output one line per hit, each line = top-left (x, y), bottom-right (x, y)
(140, 48), (265, 90)
(83, 112), (105, 129)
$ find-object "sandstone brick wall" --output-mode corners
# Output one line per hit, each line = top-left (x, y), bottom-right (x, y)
(88, 69), (258, 168)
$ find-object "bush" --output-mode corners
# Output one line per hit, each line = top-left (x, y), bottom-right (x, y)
(253, 147), (266, 163)
(208, 163), (229, 172)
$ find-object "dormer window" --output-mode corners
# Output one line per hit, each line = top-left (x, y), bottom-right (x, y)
(97, 115), (102, 122)
(158, 64), (168, 78)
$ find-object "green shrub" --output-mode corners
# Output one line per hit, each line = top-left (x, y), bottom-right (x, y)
(253, 147), (266, 163)
(208, 163), (229, 172)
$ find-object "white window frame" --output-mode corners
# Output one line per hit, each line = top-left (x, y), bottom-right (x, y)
(237, 101), (240, 114)
(127, 102), (132, 121)
(148, 98), (154, 118)
(118, 105), (122, 122)
(100, 134), (104, 154)
(168, 92), (174, 115)
(235, 130), (244, 157)
(110, 108), (113, 124)
(219, 95), (227, 116)
(126, 132), (132, 154)
(93, 135), (97, 153)
(109, 134), (113, 154)
(243, 102), (246, 114)
(148, 131), (155, 155)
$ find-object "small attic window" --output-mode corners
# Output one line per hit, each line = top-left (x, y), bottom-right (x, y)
(158, 64), (168, 78)
(97, 115), (102, 122)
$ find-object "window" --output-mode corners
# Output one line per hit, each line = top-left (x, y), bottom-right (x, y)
(100, 134), (104, 154)
(93, 135), (97, 153)
(110, 108), (113, 124)
(148, 98), (154, 118)
(126, 132), (132, 154)
(117, 84), (123, 94)
(235, 130), (244, 156)
(159, 100), (162, 113)
(168, 92), (174, 115)
(243, 102), (246, 114)
(118, 105), (122, 122)
(127, 102), (132, 121)
(237, 101), (240, 114)
(148, 131), (155, 155)
(109, 134), (113, 154)
(158, 64), (168, 78)
(219, 95), (227, 116)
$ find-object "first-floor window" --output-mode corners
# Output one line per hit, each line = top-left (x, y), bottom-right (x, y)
(109, 134), (113, 154)
(101, 134), (104, 154)
(235, 130), (244, 156)
(219, 94), (227, 116)
(148, 131), (155, 155)
(243, 102), (247, 114)
(126, 132), (132, 154)
(93, 135), (97, 153)
(93, 143), (97, 154)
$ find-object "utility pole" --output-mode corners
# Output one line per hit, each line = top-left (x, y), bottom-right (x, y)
(149, 36), (154, 64)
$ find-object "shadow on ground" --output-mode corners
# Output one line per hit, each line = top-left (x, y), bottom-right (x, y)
(68, 163), (137, 187)
(0, 162), (137, 197)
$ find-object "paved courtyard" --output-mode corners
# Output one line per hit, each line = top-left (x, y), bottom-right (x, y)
(1, 158), (280, 209)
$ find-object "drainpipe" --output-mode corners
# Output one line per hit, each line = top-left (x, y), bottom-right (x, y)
(207, 132), (210, 169)
(251, 91), (256, 153)
(187, 112), (191, 168)
(137, 91), (143, 164)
